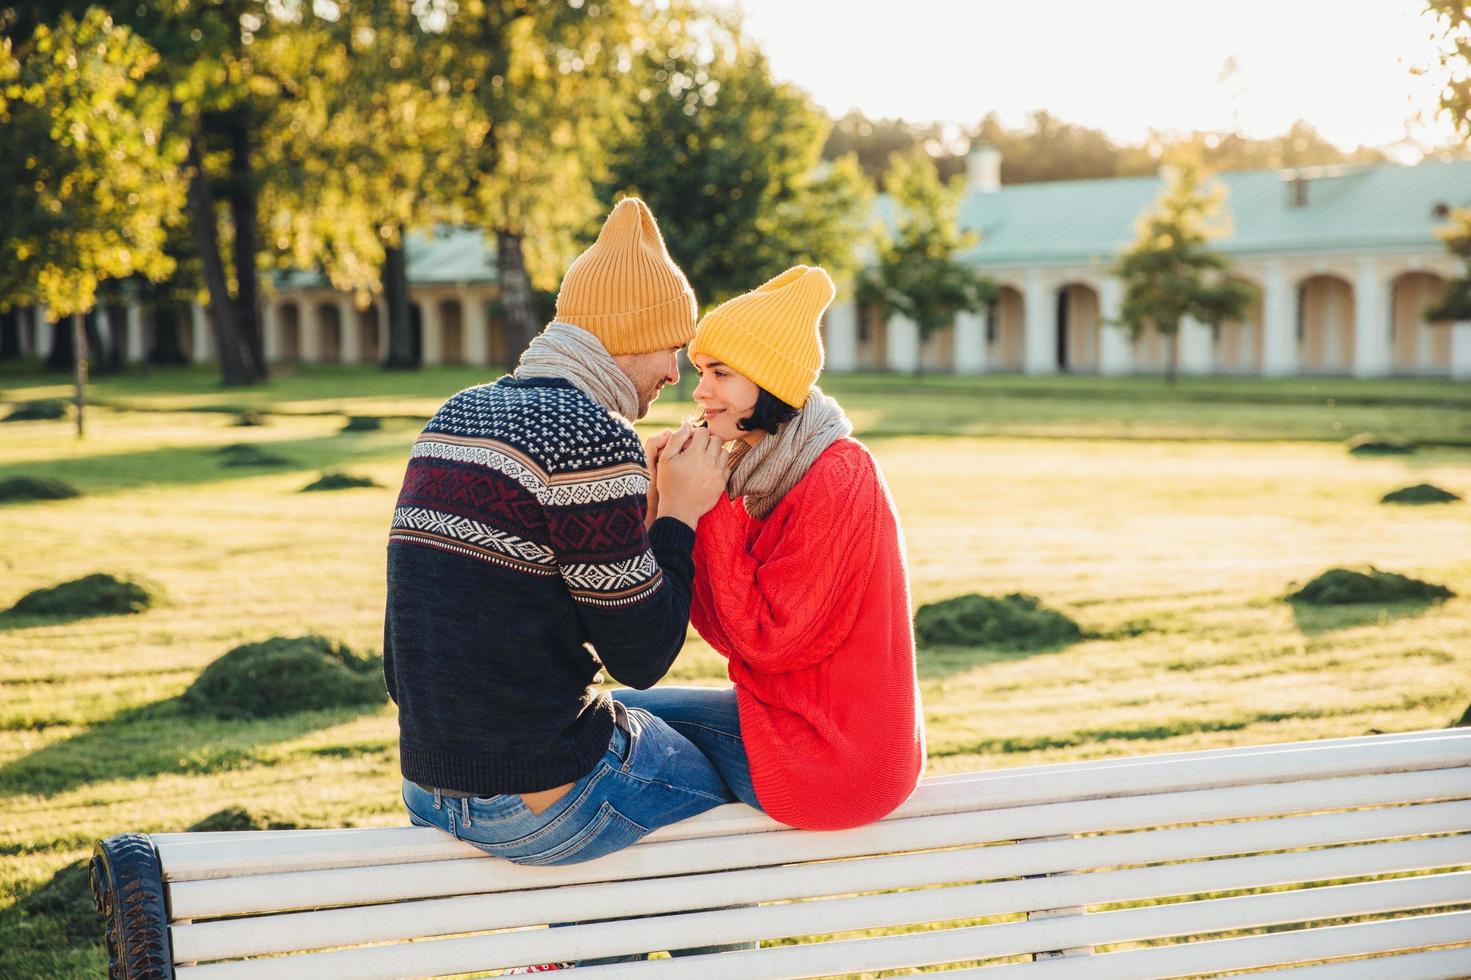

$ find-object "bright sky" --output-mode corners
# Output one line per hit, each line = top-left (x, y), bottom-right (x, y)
(732, 0), (1459, 160)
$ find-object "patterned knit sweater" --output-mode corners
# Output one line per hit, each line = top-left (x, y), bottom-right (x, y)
(384, 376), (696, 796)
(691, 437), (925, 830)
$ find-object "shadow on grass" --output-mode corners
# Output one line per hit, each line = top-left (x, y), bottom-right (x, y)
(1289, 600), (1445, 636)
(0, 695), (386, 800)
(0, 430), (411, 497)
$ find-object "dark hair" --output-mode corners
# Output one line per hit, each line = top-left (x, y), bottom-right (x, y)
(735, 387), (799, 435)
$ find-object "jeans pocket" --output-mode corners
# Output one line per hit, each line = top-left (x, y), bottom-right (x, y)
(512, 802), (649, 867)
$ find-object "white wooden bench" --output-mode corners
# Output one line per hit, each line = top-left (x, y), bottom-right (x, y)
(91, 727), (1471, 978)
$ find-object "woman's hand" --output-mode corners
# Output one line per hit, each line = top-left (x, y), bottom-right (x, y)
(656, 423), (729, 530)
(643, 428), (674, 528)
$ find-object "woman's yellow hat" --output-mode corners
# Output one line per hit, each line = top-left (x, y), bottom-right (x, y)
(555, 198), (697, 354)
(688, 265), (834, 407)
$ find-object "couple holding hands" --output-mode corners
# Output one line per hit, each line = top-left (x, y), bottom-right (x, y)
(386, 197), (923, 872)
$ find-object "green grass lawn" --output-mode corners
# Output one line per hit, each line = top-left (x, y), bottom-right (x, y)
(2, 364), (1469, 976)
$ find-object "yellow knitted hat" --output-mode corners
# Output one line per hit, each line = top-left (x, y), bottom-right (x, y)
(554, 198), (697, 355)
(688, 265), (834, 408)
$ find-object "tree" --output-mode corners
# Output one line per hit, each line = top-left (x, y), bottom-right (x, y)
(602, 13), (871, 309)
(1112, 160), (1256, 385)
(0, 8), (183, 322)
(856, 150), (994, 372)
(1423, 1), (1471, 332)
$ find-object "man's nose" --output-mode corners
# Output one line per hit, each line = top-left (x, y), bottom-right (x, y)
(665, 354), (680, 384)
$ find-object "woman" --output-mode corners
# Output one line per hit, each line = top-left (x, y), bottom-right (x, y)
(618, 265), (924, 831)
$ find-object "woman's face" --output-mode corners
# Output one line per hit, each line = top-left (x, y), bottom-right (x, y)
(691, 353), (761, 443)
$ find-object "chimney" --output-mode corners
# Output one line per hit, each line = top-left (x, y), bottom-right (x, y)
(966, 143), (1002, 193)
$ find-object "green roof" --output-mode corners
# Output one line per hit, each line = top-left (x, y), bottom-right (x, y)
(941, 160), (1471, 266)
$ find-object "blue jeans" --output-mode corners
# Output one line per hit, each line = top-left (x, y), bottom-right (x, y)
(402, 705), (733, 866)
(612, 686), (762, 811)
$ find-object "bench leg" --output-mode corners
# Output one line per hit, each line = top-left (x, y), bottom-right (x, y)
(91, 833), (174, 979)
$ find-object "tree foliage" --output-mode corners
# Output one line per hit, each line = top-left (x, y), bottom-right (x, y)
(1112, 159), (1256, 384)
(0, 8), (184, 318)
(1424, 0), (1471, 323)
(856, 149), (994, 353)
(601, 13), (871, 308)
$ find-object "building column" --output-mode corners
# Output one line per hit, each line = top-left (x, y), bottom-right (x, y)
(1098, 277), (1131, 376)
(420, 294), (444, 366)
(262, 300), (281, 363)
(299, 299), (322, 362)
(1024, 269), (1056, 375)
(1453, 321), (1471, 381)
(1262, 262), (1297, 377)
(954, 309), (987, 374)
(376, 299), (389, 364)
(190, 303), (210, 364)
(461, 291), (489, 366)
(885, 313), (920, 373)
(1352, 257), (1389, 378)
(825, 298), (858, 372)
(1178, 315), (1214, 376)
(125, 302), (145, 363)
(338, 295), (361, 363)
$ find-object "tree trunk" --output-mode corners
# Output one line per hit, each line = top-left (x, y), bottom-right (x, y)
(84, 310), (108, 373)
(496, 229), (540, 371)
(72, 313), (87, 438)
(186, 133), (251, 387)
(227, 116), (267, 382)
(149, 303), (189, 365)
(382, 236), (418, 369)
(1165, 330), (1179, 387)
(0, 308), (20, 361)
(45, 312), (74, 372)
(99, 303), (128, 374)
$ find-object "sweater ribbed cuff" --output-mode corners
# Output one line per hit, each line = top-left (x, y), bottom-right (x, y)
(649, 515), (696, 553)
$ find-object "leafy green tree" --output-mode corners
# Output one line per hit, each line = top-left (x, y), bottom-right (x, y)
(1112, 160), (1256, 385)
(437, 0), (643, 368)
(1423, 1), (1471, 328)
(0, 8), (184, 321)
(856, 149), (994, 372)
(602, 13), (871, 309)
(258, 0), (483, 369)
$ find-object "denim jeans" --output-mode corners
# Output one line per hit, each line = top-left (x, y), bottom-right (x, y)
(402, 704), (733, 866)
(612, 686), (762, 811)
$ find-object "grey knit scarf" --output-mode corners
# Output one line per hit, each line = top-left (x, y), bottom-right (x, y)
(512, 321), (640, 421)
(726, 386), (853, 519)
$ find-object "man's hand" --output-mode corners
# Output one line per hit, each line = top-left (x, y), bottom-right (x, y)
(642, 429), (674, 528)
(656, 423), (729, 530)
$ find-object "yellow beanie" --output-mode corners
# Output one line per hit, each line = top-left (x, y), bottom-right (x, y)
(554, 198), (697, 355)
(688, 265), (834, 408)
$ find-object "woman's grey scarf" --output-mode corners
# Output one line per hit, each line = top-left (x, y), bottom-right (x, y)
(512, 321), (640, 421)
(726, 386), (853, 519)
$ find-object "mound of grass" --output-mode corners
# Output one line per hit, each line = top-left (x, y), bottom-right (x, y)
(341, 415), (382, 433)
(914, 592), (1083, 650)
(300, 472), (382, 492)
(216, 443), (291, 467)
(180, 635), (387, 719)
(0, 476), (80, 503)
(1346, 433), (1417, 456)
(1380, 483), (1462, 505)
(232, 410), (267, 427)
(186, 806), (304, 832)
(2, 400), (67, 422)
(1286, 567), (1454, 605)
(7, 573), (155, 618)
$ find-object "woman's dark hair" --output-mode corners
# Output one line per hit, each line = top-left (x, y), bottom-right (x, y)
(735, 387), (800, 435)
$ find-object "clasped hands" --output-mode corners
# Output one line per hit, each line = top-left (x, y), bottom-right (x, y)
(643, 422), (731, 530)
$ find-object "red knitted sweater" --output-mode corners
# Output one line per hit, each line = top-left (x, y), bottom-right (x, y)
(691, 437), (925, 830)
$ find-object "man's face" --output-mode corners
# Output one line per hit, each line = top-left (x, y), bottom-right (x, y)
(612, 347), (681, 419)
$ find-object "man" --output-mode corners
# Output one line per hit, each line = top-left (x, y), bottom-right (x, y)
(386, 198), (732, 865)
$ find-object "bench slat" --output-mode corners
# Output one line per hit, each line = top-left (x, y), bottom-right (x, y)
(935, 913), (1471, 979)
(169, 800), (1471, 962)
(166, 767), (1471, 919)
(173, 872), (1471, 979)
(152, 731), (1471, 882)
